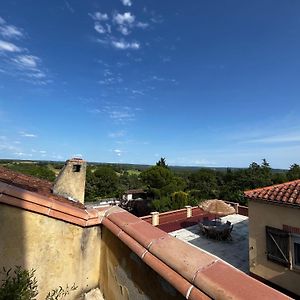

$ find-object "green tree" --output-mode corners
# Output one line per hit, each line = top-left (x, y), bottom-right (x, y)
(141, 166), (174, 190)
(188, 169), (219, 199)
(119, 171), (143, 191)
(287, 164), (300, 181)
(171, 191), (188, 210)
(85, 166), (118, 201)
(156, 157), (168, 168)
(6, 163), (56, 182)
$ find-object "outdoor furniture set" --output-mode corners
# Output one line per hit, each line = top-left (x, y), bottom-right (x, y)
(199, 217), (233, 240)
(198, 199), (236, 241)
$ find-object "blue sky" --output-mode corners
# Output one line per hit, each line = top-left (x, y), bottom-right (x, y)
(0, 0), (300, 168)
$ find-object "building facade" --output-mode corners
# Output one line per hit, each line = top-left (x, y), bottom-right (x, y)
(245, 180), (300, 296)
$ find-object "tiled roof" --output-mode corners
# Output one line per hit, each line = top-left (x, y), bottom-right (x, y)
(0, 166), (84, 208)
(244, 179), (300, 207)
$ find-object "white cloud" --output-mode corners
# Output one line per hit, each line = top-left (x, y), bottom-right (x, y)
(109, 110), (135, 121)
(94, 23), (106, 34)
(136, 22), (149, 29)
(118, 25), (130, 35)
(109, 130), (126, 138)
(20, 131), (37, 138)
(0, 40), (21, 52)
(113, 12), (135, 25)
(13, 55), (39, 69)
(113, 149), (123, 156)
(89, 12), (109, 21)
(243, 133), (300, 144)
(14, 152), (32, 157)
(0, 17), (23, 39)
(0, 17), (49, 85)
(112, 40), (140, 50)
(0, 25), (23, 39)
(121, 0), (132, 6)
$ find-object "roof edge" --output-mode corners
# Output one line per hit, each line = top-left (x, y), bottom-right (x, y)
(244, 179), (300, 195)
(0, 181), (103, 227)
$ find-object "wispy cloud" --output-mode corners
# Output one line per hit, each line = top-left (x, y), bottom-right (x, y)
(121, 0), (132, 7)
(0, 17), (23, 39)
(111, 40), (140, 50)
(109, 130), (126, 138)
(0, 40), (21, 52)
(89, 12), (109, 21)
(113, 12), (135, 25)
(88, 105), (138, 122)
(64, 0), (75, 14)
(113, 149), (124, 157)
(242, 132), (300, 144)
(0, 16), (49, 85)
(20, 131), (37, 138)
(89, 10), (149, 50)
(98, 68), (123, 85)
(13, 55), (39, 68)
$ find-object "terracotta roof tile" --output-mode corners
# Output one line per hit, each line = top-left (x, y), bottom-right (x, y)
(0, 166), (84, 208)
(0, 166), (102, 226)
(244, 179), (300, 207)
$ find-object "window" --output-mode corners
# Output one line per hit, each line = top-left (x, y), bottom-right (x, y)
(266, 226), (290, 267)
(72, 164), (81, 172)
(292, 235), (300, 270)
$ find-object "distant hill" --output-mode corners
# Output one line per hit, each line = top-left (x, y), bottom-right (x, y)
(0, 159), (287, 174)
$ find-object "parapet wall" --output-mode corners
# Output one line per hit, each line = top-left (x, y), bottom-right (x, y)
(0, 204), (101, 300)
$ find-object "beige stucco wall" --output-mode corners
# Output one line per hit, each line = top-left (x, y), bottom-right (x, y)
(53, 160), (87, 203)
(249, 200), (300, 295)
(100, 227), (185, 300)
(0, 204), (101, 300)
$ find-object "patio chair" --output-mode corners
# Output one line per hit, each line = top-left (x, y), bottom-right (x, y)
(220, 224), (233, 241)
(202, 217), (210, 225)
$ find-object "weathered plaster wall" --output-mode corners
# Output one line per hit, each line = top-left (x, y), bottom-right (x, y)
(0, 204), (101, 299)
(249, 201), (300, 295)
(100, 226), (185, 300)
(53, 159), (86, 203)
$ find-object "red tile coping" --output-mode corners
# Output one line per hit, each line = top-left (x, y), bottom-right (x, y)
(244, 179), (300, 207)
(0, 166), (85, 208)
(0, 180), (103, 227)
(104, 207), (291, 300)
(0, 171), (291, 299)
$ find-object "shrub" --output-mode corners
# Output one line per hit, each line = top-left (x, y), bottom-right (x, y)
(0, 266), (38, 300)
(171, 191), (188, 210)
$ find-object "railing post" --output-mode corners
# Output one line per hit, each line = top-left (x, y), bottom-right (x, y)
(185, 206), (192, 218)
(151, 211), (159, 226)
(234, 203), (239, 214)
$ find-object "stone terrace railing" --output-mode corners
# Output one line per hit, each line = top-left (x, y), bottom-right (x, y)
(141, 202), (249, 232)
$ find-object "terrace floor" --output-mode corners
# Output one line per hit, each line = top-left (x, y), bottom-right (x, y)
(169, 214), (249, 273)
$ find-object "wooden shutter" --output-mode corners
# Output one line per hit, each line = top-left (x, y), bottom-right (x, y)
(266, 226), (290, 267)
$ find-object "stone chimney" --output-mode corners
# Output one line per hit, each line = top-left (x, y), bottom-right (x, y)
(53, 158), (87, 204)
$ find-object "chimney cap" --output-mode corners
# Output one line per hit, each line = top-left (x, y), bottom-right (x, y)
(69, 157), (85, 162)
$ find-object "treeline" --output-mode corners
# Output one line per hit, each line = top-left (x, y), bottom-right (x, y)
(84, 158), (300, 212)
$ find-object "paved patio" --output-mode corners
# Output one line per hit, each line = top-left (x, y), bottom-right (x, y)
(169, 214), (249, 273)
